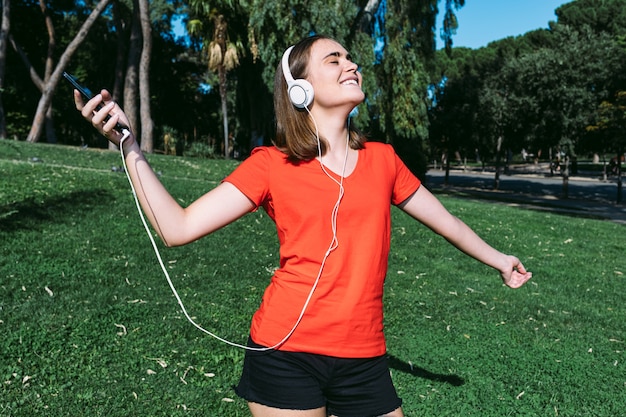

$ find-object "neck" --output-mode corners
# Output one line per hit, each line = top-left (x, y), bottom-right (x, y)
(309, 108), (350, 154)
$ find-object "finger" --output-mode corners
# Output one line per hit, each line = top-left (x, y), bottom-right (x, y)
(103, 113), (123, 135)
(73, 90), (85, 110)
(514, 272), (532, 288)
(515, 262), (527, 275)
(99, 89), (113, 102)
(506, 276), (523, 289)
(92, 101), (116, 126)
(503, 269), (531, 288)
(80, 93), (103, 120)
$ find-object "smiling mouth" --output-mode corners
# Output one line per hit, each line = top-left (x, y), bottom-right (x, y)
(340, 79), (359, 86)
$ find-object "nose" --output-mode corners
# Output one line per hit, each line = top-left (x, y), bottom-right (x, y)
(345, 60), (358, 73)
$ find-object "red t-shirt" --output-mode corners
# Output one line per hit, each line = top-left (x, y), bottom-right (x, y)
(223, 141), (421, 357)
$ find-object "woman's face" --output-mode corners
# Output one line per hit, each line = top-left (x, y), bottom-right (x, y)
(305, 39), (365, 110)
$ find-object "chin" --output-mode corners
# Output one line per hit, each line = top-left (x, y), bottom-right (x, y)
(352, 93), (366, 106)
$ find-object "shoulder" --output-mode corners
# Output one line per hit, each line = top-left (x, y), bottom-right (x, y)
(362, 141), (393, 152)
(362, 141), (397, 158)
(361, 141), (400, 164)
(235, 146), (290, 171)
(250, 145), (288, 160)
(229, 146), (300, 181)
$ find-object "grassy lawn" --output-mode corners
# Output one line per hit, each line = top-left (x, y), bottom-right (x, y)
(1, 140), (624, 416)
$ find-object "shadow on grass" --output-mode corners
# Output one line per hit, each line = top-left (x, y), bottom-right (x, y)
(388, 354), (465, 386)
(0, 189), (113, 232)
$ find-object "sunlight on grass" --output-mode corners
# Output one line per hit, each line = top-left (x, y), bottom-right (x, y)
(1, 140), (624, 416)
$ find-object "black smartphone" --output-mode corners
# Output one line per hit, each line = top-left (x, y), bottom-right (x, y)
(63, 72), (128, 131)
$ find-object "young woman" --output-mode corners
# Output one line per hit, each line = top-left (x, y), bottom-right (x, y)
(74, 34), (532, 417)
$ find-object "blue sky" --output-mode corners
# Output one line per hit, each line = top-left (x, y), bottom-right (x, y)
(173, 1), (571, 50)
(438, 0), (570, 49)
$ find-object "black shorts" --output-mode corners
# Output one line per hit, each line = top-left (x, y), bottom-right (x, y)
(234, 338), (402, 417)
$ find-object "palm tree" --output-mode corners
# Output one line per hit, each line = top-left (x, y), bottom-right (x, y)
(189, 5), (240, 159)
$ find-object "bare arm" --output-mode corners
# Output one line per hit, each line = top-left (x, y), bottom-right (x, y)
(74, 89), (255, 247)
(398, 186), (532, 288)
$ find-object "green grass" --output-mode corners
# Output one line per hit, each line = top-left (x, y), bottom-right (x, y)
(1, 140), (625, 416)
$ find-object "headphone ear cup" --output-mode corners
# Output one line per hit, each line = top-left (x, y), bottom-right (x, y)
(288, 79), (314, 109)
(282, 46), (314, 109)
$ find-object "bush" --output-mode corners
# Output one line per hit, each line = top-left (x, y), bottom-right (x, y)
(184, 140), (217, 159)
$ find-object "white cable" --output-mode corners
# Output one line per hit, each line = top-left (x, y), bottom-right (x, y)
(306, 107), (350, 256)
(117, 125), (347, 351)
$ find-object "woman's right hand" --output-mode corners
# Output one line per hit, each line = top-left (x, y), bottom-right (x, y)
(73, 88), (135, 149)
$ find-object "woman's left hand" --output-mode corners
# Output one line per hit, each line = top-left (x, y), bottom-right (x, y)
(500, 256), (532, 288)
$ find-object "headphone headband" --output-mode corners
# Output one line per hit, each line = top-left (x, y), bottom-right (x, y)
(281, 46), (296, 84)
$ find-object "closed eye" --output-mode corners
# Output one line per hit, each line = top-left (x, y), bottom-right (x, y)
(325, 51), (346, 65)
(324, 51), (357, 67)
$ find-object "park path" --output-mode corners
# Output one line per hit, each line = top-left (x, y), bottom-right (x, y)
(425, 165), (626, 225)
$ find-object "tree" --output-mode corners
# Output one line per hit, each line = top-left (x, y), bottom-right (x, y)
(440, 0), (465, 52)
(354, 0), (464, 178)
(123, 0), (141, 146)
(24, 0), (112, 143)
(0, 0), (10, 139)
(188, 1), (244, 159)
(503, 26), (621, 156)
(138, 0), (154, 152)
(469, 22), (625, 198)
(586, 91), (626, 203)
(241, 0), (465, 176)
(428, 45), (503, 182)
(556, 0), (626, 37)
(7, 0), (464, 165)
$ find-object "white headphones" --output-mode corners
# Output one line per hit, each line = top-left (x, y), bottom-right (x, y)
(281, 45), (314, 109)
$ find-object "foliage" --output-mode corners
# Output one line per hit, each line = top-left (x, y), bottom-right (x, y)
(160, 125), (181, 155)
(372, 0), (431, 141)
(428, 0), (626, 168)
(586, 90), (626, 156)
(246, 0), (360, 87)
(556, 0), (626, 36)
(2, 141), (625, 416)
(187, 0), (247, 158)
(10, 0), (626, 179)
(5, 0), (464, 174)
(494, 25), (623, 156)
(357, 0), (452, 179)
(184, 139), (217, 158)
(6, 0), (210, 147)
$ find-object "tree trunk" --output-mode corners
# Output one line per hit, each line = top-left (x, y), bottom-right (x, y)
(137, 0), (153, 153)
(494, 136), (502, 190)
(39, 0), (56, 143)
(19, 0), (58, 142)
(211, 15), (229, 159)
(26, 0), (112, 143)
(111, 0), (127, 103)
(45, 105), (56, 143)
(110, 0), (128, 151)
(617, 150), (623, 204)
(123, 0), (142, 142)
(444, 148), (450, 185)
(219, 65), (229, 159)
(561, 155), (570, 199)
(353, 0), (382, 35)
(0, 0), (10, 139)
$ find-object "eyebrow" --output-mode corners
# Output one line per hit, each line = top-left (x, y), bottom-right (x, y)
(324, 51), (353, 61)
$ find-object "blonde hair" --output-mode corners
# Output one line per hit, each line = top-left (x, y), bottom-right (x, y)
(273, 35), (366, 161)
